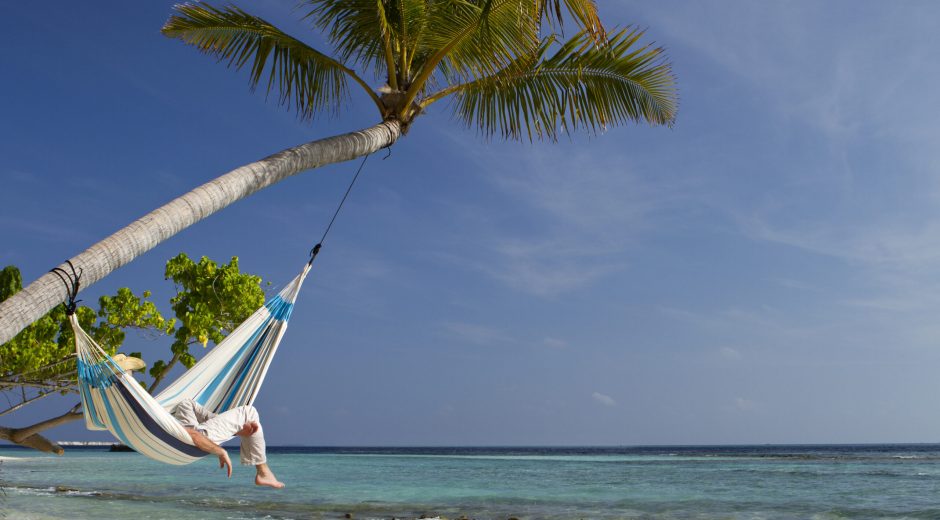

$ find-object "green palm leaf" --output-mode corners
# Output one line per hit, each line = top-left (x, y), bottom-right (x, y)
(161, 2), (675, 134)
(302, 0), (435, 91)
(435, 27), (677, 141)
(301, 1), (391, 78)
(396, 0), (544, 118)
(162, 3), (382, 119)
(538, 0), (606, 42)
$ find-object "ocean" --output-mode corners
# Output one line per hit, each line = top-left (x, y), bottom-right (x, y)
(3, 444), (940, 519)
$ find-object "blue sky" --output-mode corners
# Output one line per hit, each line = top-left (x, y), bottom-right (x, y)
(3, 1), (940, 446)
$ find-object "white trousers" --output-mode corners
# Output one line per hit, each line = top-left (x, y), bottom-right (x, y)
(172, 399), (267, 465)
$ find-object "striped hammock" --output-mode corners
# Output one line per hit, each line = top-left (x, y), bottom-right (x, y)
(72, 263), (311, 465)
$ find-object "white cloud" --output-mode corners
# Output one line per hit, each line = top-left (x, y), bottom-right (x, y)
(438, 142), (697, 297)
(542, 336), (567, 349)
(734, 397), (757, 412)
(719, 347), (742, 361)
(773, 278), (819, 292)
(627, 1), (940, 147)
(739, 214), (940, 275)
(621, 0), (940, 289)
(736, 211), (940, 319)
(592, 392), (617, 407)
(441, 321), (513, 346)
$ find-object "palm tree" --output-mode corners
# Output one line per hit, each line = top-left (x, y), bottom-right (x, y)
(0, 0), (676, 345)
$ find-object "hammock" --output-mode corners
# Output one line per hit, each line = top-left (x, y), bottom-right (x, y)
(70, 262), (311, 465)
(60, 154), (373, 465)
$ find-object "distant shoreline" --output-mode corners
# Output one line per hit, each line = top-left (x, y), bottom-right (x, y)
(4, 442), (940, 452)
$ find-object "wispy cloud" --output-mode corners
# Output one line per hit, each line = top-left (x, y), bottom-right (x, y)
(739, 214), (940, 274)
(734, 210), (940, 319)
(627, 0), (940, 328)
(0, 215), (92, 244)
(592, 392), (617, 407)
(628, 2), (940, 145)
(440, 321), (514, 346)
(773, 278), (819, 292)
(1, 169), (39, 184)
(653, 303), (828, 358)
(719, 347), (742, 361)
(733, 397), (757, 412)
(542, 336), (568, 349)
(434, 139), (698, 296)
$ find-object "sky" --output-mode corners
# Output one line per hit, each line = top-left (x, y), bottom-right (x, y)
(3, 1), (940, 447)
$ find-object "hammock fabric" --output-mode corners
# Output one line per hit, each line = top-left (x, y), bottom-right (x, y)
(72, 263), (311, 465)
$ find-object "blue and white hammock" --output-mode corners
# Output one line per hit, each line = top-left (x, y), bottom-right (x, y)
(71, 263), (311, 465)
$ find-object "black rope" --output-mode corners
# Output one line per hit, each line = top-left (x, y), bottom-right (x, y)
(309, 152), (372, 265)
(49, 260), (82, 315)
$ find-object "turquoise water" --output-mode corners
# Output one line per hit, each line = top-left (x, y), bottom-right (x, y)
(4, 445), (940, 519)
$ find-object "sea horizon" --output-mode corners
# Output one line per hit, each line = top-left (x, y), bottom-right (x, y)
(6, 443), (940, 519)
(10, 441), (940, 449)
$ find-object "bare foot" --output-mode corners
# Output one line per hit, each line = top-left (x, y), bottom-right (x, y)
(255, 464), (285, 489)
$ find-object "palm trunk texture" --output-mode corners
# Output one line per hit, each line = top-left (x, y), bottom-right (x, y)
(0, 121), (401, 345)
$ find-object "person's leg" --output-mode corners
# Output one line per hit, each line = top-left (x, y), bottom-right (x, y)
(198, 405), (284, 488)
(172, 399), (218, 429)
(252, 462), (283, 488)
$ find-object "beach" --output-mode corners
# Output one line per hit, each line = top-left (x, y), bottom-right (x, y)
(4, 444), (940, 519)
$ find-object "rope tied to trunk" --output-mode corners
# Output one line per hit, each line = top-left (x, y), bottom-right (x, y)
(50, 260), (82, 315)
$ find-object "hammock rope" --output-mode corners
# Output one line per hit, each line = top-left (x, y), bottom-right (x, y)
(49, 260), (82, 315)
(53, 153), (377, 465)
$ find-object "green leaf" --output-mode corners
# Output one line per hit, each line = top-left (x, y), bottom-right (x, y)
(443, 27), (677, 141)
(163, 253), (266, 367)
(2, 255), (267, 415)
(164, 1), (677, 133)
(162, 3), (380, 120)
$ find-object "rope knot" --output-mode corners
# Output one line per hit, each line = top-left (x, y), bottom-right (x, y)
(50, 260), (82, 315)
(308, 243), (323, 265)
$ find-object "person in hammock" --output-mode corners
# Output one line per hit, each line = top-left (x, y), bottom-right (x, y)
(172, 399), (285, 488)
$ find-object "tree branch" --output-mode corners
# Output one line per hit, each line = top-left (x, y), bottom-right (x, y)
(0, 380), (76, 391)
(0, 425), (65, 455)
(0, 406), (84, 454)
(0, 390), (57, 417)
(10, 409), (83, 443)
(147, 352), (181, 393)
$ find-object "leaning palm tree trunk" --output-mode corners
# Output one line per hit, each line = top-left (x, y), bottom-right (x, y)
(0, 121), (401, 345)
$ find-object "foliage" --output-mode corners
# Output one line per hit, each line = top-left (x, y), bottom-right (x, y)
(0, 266), (172, 405)
(1, 254), (267, 414)
(149, 254), (266, 382)
(161, 0), (677, 138)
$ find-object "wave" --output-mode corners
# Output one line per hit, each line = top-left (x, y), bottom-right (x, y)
(2, 483), (508, 520)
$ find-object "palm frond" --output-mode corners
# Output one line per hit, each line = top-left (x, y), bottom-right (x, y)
(435, 28), (677, 141)
(397, 0), (432, 82)
(162, 3), (382, 120)
(302, 1), (390, 80)
(401, 0), (541, 113)
(302, 0), (431, 89)
(538, 0), (606, 42)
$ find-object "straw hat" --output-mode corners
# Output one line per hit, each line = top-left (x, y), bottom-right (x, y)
(112, 354), (146, 372)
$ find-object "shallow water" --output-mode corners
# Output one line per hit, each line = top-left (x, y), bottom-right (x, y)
(4, 445), (940, 519)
